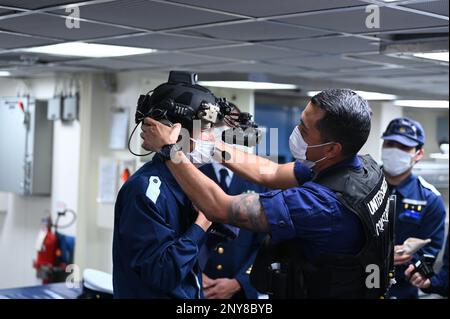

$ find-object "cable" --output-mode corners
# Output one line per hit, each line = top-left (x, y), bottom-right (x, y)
(128, 121), (154, 157)
(53, 209), (77, 231)
(127, 89), (156, 157)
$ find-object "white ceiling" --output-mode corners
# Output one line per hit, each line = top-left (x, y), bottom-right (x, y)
(0, 0), (448, 98)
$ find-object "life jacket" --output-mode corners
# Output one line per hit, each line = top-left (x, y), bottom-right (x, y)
(250, 155), (396, 299)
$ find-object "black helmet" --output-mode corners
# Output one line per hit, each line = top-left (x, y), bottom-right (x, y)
(135, 71), (219, 129)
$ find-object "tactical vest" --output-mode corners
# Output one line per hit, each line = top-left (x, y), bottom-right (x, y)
(250, 155), (395, 299)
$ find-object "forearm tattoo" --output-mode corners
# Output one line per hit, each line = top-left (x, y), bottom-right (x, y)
(228, 194), (269, 233)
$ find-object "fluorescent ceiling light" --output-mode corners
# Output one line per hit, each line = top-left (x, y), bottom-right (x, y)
(394, 100), (449, 109)
(0, 71), (11, 76)
(413, 52), (449, 63)
(307, 90), (397, 100)
(198, 81), (297, 90)
(21, 42), (155, 58)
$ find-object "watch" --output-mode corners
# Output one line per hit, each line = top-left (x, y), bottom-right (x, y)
(158, 143), (181, 161)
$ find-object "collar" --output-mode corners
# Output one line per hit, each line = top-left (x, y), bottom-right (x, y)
(316, 155), (361, 179)
(389, 173), (416, 198)
(211, 162), (234, 181)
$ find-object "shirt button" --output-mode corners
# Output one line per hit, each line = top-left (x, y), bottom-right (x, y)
(278, 220), (286, 227)
(217, 247), (224, 254)
(216, 264), (223, 271)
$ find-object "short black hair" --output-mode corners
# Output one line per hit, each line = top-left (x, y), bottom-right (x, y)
(311, 89), (372, 157)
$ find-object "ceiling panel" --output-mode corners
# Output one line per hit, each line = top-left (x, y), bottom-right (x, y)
(264, 36), (380, 54)
(275, 6), (448, 34)
(345, 53), (436, 67)
(116, 52), (226, 66)
(167, 0), (365, 18)
(196, 62), (307, 76)
(341, 73), (449, 93)
(213, 62), (307, 75)
(0, 13), (134, 40)
(52, 0), (237, 31)
(0, 52), (74, 69)
(339, 75), (449, 95)
(176, 21), (330, 42)
(300, 70), (341, 79)
(382, 25), (449, 34)
(413, 65), (449, 73)
(337, 67), (440, 77)
(97, 33), (233, 50)
(0, 32), (59, 49)
(194, 62), (254, 73)
(390, 75), (449, 85)
(402, 0), (449, 17)
(0, 8), (14, 15)
(8, 65), (96, 77)
(270, 55), (374, 70)
(0, 0), (446, 98)
(64, 57), (155, 70)
(193, 44), (308, 60)
(0, 0), (89, 10)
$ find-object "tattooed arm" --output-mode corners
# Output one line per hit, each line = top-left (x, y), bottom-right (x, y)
(166, 150), (270, 233)
(228, 193), (269, 232)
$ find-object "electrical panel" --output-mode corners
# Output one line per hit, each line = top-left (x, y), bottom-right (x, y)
(0, 97), (53, 195)
(62, 95), (78, 121)
(47, 96), (62, 120)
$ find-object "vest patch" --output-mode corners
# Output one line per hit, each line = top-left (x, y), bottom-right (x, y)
(367, 178), (388, 215)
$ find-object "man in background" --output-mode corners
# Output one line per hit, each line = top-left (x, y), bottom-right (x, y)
(381, 118), (446, 299)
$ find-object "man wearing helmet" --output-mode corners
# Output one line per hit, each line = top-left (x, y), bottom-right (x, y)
(112, 72), (237, 298)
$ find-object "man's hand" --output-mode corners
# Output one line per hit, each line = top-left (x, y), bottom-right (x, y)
(404, 264), (431, 289)
(202, 273), (216, 290)
(203, 277), (241, 299)
(394, 245), (413, 265)
(195, 210), (212, 232)
(141, 117), (181, 152)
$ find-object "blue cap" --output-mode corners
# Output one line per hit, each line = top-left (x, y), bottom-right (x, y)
(382, 117), (425, 147)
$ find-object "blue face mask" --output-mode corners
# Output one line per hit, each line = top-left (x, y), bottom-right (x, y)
(289, 126), (334, 168)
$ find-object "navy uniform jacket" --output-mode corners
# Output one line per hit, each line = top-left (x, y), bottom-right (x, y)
(199, 164), (267, 299)
(422, 234), (448, 297)
(259, 156), (366, 264)
(387, 174), (446, 299)
(113, 156), (207, 299)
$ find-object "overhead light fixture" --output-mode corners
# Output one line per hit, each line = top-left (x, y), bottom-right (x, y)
(394, 100), (449, 109)
(413, 52), (449, 63)
(0, 71), (11, 77)
(307, 90), (397, 100)
(21, 42), (155, 58)
(198, 81), (297, 90)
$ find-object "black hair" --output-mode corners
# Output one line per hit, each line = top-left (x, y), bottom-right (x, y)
(311, 89), (372, 157)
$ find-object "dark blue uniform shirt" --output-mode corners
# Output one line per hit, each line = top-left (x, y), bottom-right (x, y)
(199, 164), (267, 299)
(259, 156), (366, 263)
(387, 174), (446, 299)
(423, 234), (448, 297)
(113, 156), (207, 299)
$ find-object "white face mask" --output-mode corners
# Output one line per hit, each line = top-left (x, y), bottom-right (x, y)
(188, 138), (215, 167)
(213, 126), (227, 143)
(289, 126), (334, 168)
(381, 147), (418, 176)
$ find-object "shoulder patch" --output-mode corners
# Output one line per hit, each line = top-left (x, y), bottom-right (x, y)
(418, 176), (441, 196)
(146, 176), (162, 203)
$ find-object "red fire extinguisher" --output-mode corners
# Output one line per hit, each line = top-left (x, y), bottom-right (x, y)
(33, 209), (76, 284)
(33, 217), (61, 284)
